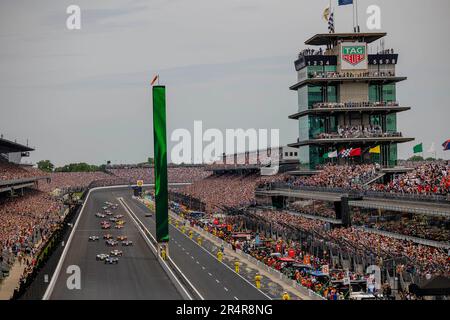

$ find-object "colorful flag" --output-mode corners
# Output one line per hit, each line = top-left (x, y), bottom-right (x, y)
(328, 150), (338, 158)
(413, 143), (423, 154)
(338, 0), (353, 5)
(350, 148), (362, 157)
(369, 146), (381, 154)
(153, 85), (169, 243)
(323, 150), (338, 159)
(443, 140), (450, 151)
(150, 74), (159, 86)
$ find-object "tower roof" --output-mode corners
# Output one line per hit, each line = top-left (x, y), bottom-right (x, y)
(305, 32), (387, 46)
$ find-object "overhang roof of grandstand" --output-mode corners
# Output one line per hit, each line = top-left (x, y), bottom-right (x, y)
(304, 32), (387, 46)
(288, 106), (411, 120)
(289, 137), (415, 148)
(290, 76), (407, 91)
(0, 137), (34, 153)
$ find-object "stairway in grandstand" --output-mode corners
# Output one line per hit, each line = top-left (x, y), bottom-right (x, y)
(364, 173), (386, 186)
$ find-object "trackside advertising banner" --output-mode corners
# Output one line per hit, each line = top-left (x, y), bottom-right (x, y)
(152, 85), (169, 243)
(340, 42), (368, 70)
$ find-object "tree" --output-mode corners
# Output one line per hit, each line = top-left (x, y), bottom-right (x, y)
(148, 157), (154, 165)
(37, 160), (54, 172)
(54, 162), (102, 172)
(408, 155), (424, 162)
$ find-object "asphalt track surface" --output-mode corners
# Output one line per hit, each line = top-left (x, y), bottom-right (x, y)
(48, 188), (181, 300)
(48, 186), (268, 300)
(122, 192), (269, 300)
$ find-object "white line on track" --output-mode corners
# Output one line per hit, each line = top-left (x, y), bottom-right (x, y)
(118, 197), (204, 300)
(224, 287), (228, 292)
(169, 214), (272, 300)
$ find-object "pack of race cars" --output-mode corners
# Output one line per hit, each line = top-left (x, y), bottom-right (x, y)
(90, 201), (133, 265)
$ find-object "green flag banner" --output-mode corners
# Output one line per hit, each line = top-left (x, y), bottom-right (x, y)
(413, 143), (423, 154)
(152, 85), (169, 243)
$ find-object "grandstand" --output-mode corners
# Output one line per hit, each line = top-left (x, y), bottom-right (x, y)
(0, 137), (50, 195)
(0, 137), (63, 299)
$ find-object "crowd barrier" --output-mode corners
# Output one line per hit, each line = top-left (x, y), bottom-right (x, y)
(261, 183), (449, 204)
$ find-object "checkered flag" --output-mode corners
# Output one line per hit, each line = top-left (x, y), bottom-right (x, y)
(340, 148), (352, 158)
(328, 12), (335, 33)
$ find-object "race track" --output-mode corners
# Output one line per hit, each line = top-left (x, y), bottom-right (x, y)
(122, 192), (269, 300)
(48, 188), (181, 300)
(47, 186), (268, 300)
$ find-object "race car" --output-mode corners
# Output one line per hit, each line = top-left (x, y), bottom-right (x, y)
(106, 239), (119, 246)
(102, 223), (112, 229)
(116, 220), (125, 225)
(145, 213), (153, 218)
(88, 236), (100, 241)
(115, 225), (124, 229)
(103, 234), (113, 240)
(102, 206), (107, 210)
(122, 240), (133, 246)
(95, 212), (106, 218)
(105, 256), (119, 264)
(114, 214), (124, 219)
(117, 235), (127, 241)
(109, 217), (117, 222)
(104, 210), (113, 216)
(110, 249), (123, 257)
(96, 253), (109, 261)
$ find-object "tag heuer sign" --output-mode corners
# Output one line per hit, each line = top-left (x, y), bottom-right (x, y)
(340, 42), (368, 70)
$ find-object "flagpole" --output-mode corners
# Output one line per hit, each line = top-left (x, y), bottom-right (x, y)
(355, 0), (360, 32)
(352, 1), (356, 32)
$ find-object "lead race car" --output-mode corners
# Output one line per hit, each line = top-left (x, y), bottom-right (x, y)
(88, 236), (100, 241)
(96, 253), (109, 261)
(105, 256), (119, 264)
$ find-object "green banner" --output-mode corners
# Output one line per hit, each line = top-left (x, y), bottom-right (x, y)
(152, 85), (169, 243)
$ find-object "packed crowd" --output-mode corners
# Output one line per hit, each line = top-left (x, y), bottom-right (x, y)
(316, 125), (402, 139)
(370, 162), (450, 195)
(313, 101), (399, 109)
(0, 161), (46, 182)
(288, 200), (336, 219)
(309, 70), (396, 79)
(181, 172), (289, 212)
(108, 166), (211, 184)
(250, 209), (449, 277)
(36, 172), (112, 192)
(289, 164), (378, 189)
(0, 188), (63, 290)
(352, 209), (450, 243)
